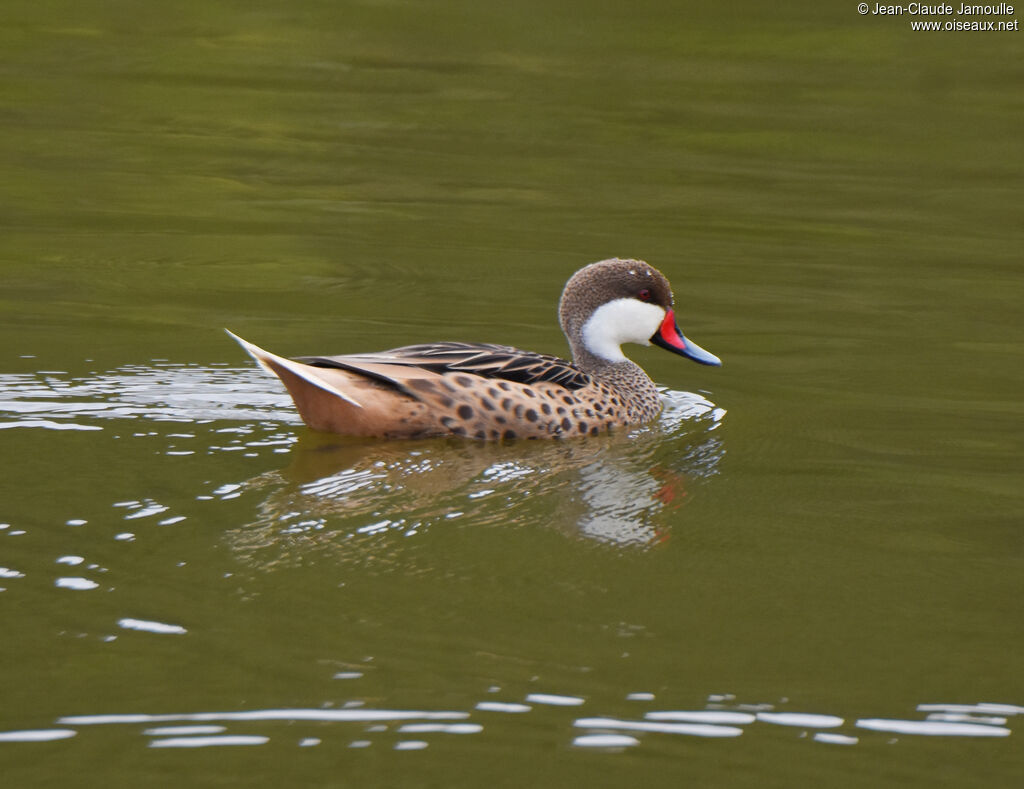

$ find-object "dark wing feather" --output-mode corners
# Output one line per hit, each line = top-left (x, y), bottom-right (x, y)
(297, 342), (591, 391)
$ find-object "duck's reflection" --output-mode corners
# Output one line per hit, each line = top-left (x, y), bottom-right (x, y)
(224, 391), (725, 566)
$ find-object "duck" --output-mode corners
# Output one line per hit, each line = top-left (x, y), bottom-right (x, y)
(227, 258), (720, 440)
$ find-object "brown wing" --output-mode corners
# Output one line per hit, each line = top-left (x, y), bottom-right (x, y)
(297, 342), (591, 391)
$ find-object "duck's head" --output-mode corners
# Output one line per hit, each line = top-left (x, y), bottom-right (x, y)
(558, 258), (721, 367)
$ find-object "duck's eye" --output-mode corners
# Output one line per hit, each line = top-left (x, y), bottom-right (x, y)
(637, 288), (652, 302)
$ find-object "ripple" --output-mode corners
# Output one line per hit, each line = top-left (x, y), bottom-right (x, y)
(144, 726), (227, 736)
(855, 718), (1010, 737)
(918, 703), (1023, 716)
(475, 701), (531, 713)
(756, 712), (844, 728)
(573, 733), (640, 748)
(117, 618), (187, 635)
(0, 420), (103, 431)
(124, 503), (169, 520)
(149, 735), (269, 748)
(397, 723), (483, 734)
(574, 717), (744, 738)
(0, 695), (1011, 756)
(0, 729), (77, 743)
(0, 365), (297, 427)
(60, 708), (470, 725)
(926, 713), (1008, 725)
(814, 732), (859, 745)
(646, 711), (756, 725)
(525, 693), (585, 707)
(55, 577), (99, 591)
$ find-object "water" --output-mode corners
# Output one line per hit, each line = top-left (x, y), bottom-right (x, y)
(1, 1), (1022, 786)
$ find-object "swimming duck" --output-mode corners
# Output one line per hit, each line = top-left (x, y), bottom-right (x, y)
(228, 258), (720, 439)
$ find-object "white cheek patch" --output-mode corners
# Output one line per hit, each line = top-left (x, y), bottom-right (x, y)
(581, 299), (666, 363)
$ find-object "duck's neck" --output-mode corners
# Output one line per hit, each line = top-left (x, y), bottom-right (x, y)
(572, 345), (624, 378)
(572, 346), (661, 418)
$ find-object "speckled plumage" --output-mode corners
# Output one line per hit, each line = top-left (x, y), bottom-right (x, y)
(228, 258), (720, 439)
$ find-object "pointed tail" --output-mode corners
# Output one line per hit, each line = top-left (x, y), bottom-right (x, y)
(225, 329), (363, 408)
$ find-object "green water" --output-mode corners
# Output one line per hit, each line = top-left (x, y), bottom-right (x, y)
(1, 1), (1021, 786)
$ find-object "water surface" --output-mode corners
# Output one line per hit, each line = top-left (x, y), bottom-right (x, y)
(1, 1), (1021, 786)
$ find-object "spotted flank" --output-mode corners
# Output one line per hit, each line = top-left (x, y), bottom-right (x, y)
(228, 258), (720, 440)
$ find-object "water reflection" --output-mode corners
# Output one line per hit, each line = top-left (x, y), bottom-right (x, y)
(224, 388), (725, 567)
